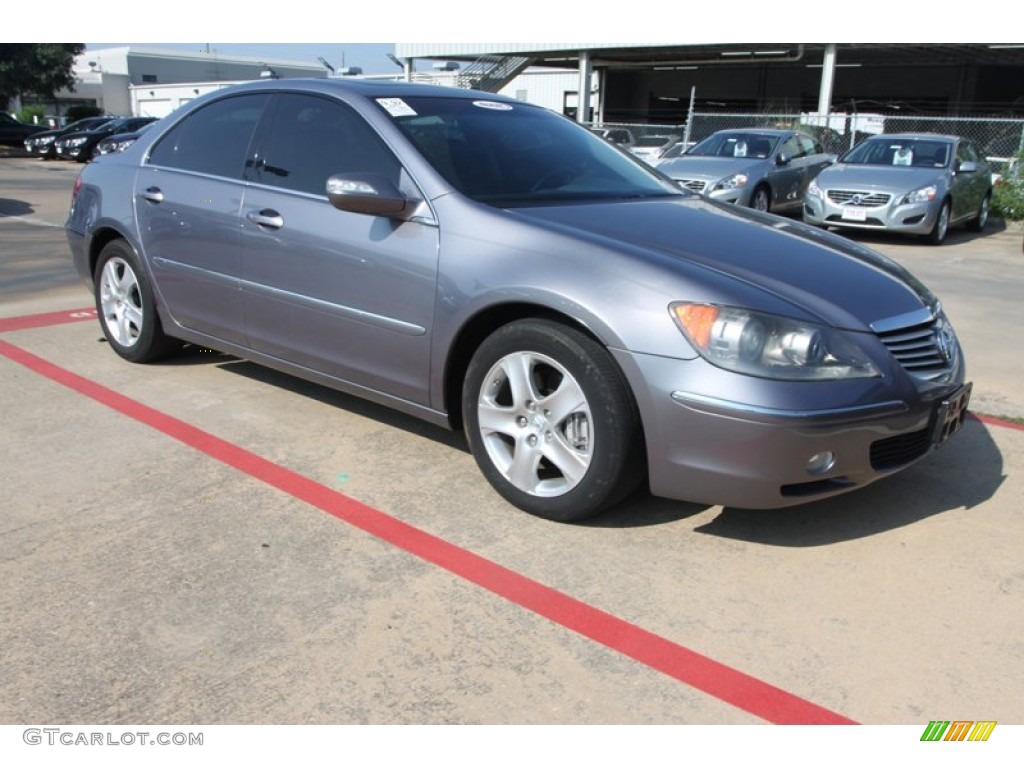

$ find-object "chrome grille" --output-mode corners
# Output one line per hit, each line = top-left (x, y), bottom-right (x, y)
(874, 315), (954, 380)
(827, 190), (891, 207)
(679, 179), (707, 193)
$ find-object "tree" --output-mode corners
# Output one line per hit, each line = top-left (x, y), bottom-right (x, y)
(0, 44), (85, 110)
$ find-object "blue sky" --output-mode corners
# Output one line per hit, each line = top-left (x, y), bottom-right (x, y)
(85, 43), (400, 75)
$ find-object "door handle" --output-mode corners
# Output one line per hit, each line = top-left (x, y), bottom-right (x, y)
(246, 209), (284, 229)
(140, 186), (164, 203)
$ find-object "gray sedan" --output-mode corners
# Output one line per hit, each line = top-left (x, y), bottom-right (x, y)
(66, 80), (970, 522)
(803, 133), (992, 245)
(656, 128), (835, 213)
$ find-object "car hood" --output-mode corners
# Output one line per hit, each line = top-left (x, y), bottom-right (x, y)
(657, 155), (766, 181)
(816, 164), (947, 192)
(507, 195), (935, 331)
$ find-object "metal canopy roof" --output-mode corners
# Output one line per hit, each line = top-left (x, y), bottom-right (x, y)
(397, 43), (1024, 69)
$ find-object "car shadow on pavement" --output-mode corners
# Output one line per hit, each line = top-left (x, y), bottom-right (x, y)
(692, 416), (1004, 546)
(208, 357), (470, 451)
(155, 351), (1004, 537)
(0, 197), (35, 217)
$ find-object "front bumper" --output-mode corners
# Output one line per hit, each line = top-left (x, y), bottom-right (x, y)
(803, 191), (939, 235)
(612, 348), (968, 510)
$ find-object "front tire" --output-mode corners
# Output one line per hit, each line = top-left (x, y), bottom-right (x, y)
(463, 319), (644, 522)
(966, 192), (990, 232)
(94, 239), (178, 363)
(750, 185), (770, 212)
(923, 199), (950, 245)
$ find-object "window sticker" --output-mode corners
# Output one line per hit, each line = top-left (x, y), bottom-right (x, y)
(376, 98), (417, 117)
(893, 146), (913, 166)
(472, 100), (514, 111)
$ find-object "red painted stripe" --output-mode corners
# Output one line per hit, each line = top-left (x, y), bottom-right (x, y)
(0, 336), (854, 725)
(0, 307), (96, 333)
(971, 412), (1024, 432)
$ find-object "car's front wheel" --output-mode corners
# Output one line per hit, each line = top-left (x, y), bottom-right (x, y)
(966, 192), (990, 232)
(750, 185), (770, 212)
(462, 319), (643, 522)
(94, 239), (178, 363)
(923, 199), (951, 245)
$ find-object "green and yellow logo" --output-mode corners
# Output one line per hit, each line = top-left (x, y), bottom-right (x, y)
(921, 721), (997, 741)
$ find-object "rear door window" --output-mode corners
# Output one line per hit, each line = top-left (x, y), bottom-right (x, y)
(148, 94), (268, 179)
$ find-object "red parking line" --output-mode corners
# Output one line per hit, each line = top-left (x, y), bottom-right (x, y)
(0, 336), (856, 725)
(971, 413), (1024, 432)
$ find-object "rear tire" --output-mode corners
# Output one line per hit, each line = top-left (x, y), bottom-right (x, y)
(463, 319), (644, 522)
(94, 239), (179, 363)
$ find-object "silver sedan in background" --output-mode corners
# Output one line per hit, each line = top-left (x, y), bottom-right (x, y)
(803, 133), (992, 245)
(656, 128), (835, 213)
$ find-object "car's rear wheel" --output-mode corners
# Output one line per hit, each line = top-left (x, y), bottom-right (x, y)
(463, 319), (644, 522)
(923, 199), (951, 245)
(750, 185), (770, 212)
(966, 193), (990, 232)
(94, 239), (178, 363)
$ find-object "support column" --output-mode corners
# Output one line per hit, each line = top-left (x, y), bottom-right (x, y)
(577, 50), (592, 124)
(817, 44), (837, 116)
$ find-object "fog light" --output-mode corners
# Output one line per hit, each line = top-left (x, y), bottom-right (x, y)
(806, 451), (836, 476)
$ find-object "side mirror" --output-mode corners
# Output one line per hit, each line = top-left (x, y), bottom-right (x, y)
(956, 160), (978, 174)
(326, 173), (411, 219)
(775, 153), (790, 166)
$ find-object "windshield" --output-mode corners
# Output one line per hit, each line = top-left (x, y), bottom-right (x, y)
(688, 132), (779, 159)
(841, 138), (951, 168)
(377, 96), (680, 206)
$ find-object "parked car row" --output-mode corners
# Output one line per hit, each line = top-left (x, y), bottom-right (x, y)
(652, 127), (993, 245)
(23, 116), (157, 162)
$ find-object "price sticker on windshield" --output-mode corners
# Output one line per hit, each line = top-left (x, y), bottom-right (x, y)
(376, 98), (417, 117)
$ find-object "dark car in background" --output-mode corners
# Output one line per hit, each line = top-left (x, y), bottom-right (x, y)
(66, 80), (970, 522)
(803, 133), (992, 245)
(24, 116), (114, 159)
(55, 116), (157, 162)
(0, 113), (46, 146)
(657, 128), (835, 213)
(95, 121), (158, 156)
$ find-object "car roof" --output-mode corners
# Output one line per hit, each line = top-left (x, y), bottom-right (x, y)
(861, 132), (960, 143)
(209, 77), (523, 104)
(712, 128), (792, 136)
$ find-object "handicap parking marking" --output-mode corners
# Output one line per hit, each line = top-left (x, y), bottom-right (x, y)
(0, 307), (97, 334)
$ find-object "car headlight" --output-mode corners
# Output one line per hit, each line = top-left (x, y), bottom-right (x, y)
(99, 138), (135, 154)
(806, 179), (823, 199)
(901, 185), (937, 205)
(68, 137), (88, 146)
(669, 303), (881, 380)
(712, 173), (748, 192)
